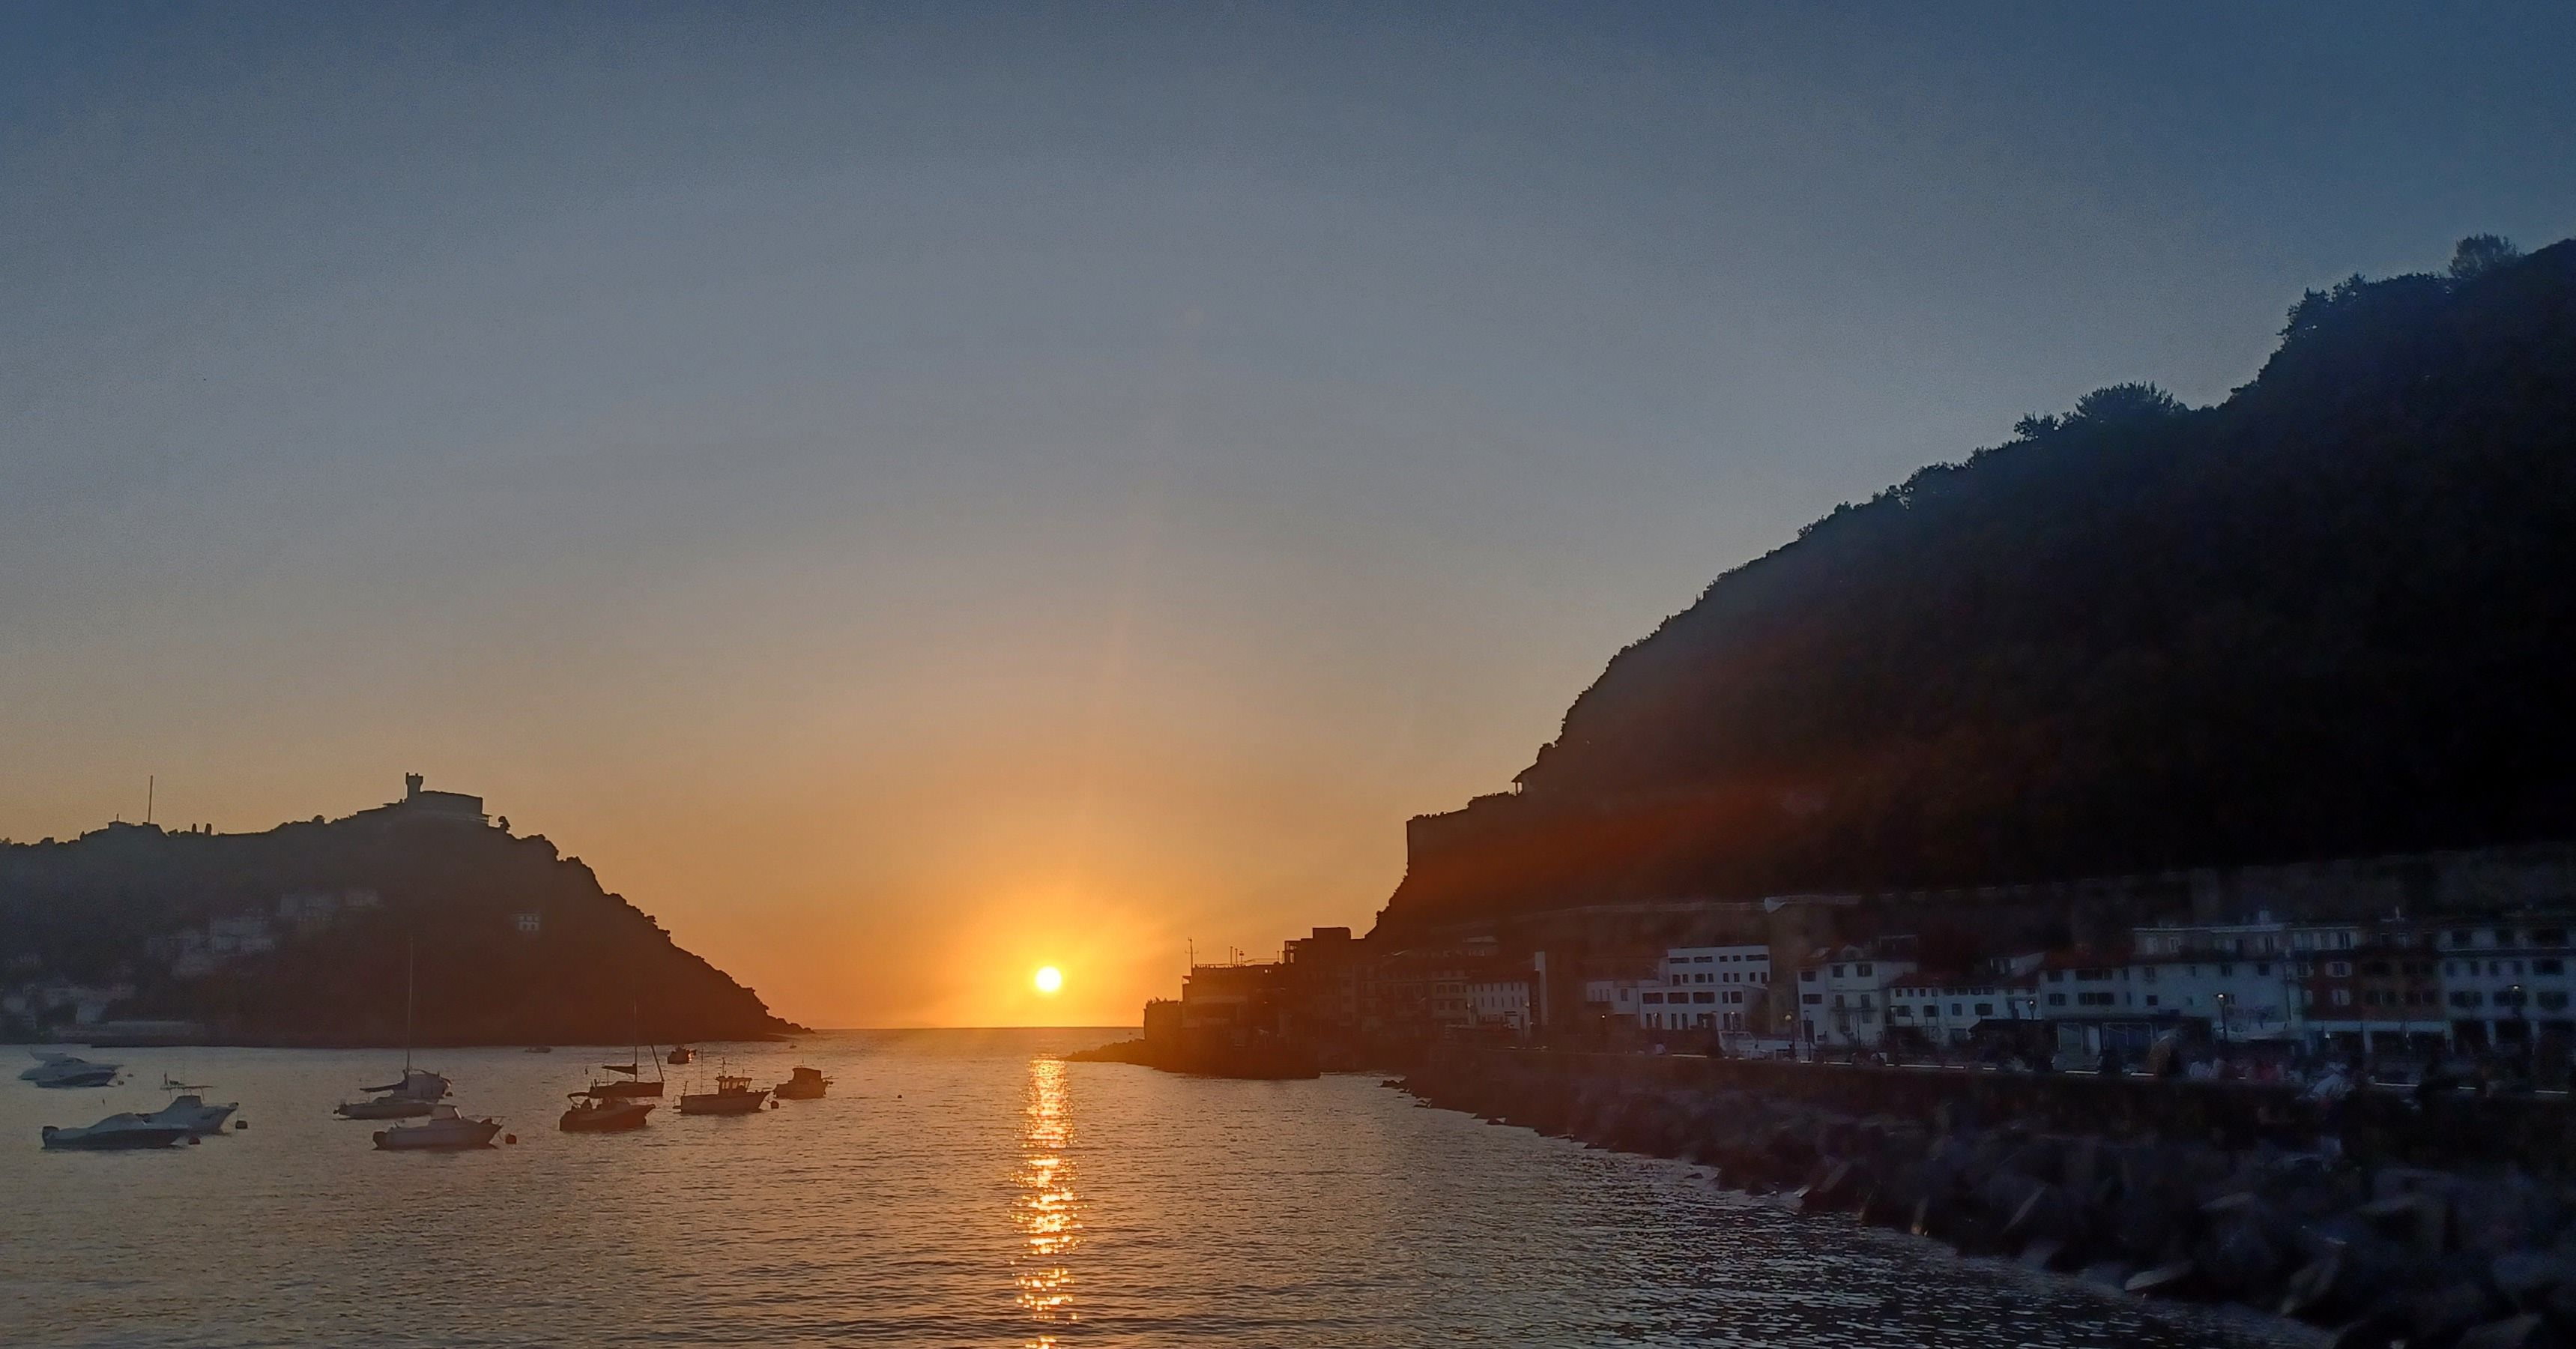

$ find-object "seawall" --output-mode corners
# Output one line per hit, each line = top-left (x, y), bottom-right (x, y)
(1398, 1049), (2576, 1348)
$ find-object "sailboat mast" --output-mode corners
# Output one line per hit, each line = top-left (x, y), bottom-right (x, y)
(403, 940), (416, 1073)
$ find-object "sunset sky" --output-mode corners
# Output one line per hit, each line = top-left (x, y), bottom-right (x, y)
(6, 4), (2572, 1027)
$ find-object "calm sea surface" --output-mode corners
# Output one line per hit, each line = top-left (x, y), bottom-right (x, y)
(4, 1030), (2309, 1347)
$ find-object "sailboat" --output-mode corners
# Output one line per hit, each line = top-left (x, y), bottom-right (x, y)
(584, 1004), (665, 1099)
(565, 1004), (662, 1131)
(336, 941), (450, 1120)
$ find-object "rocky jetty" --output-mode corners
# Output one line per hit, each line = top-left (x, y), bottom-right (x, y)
(1400, 1051), (2576, 1349)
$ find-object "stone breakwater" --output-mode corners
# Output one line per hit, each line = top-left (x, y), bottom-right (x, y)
(1397, 1051), (2576, 1349)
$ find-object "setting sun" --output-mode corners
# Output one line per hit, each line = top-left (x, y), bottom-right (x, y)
(1033, 965), (1063, 995)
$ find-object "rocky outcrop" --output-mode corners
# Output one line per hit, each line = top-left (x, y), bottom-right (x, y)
(1399, 1051), (2576, 1349)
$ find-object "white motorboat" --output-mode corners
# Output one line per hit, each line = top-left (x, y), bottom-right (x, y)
(372, 1104), (502, 1151)
(146, 1094), (240, 1138)
(20, 1049), (73, 1079)
(24, 1055), (121, 1089)
(42, 1110), (193, 1150)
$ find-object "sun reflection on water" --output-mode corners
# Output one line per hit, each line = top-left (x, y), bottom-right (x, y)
(1015, 1057), (1080, 1346)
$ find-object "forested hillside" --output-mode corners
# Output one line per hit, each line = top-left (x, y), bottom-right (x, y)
(1381, 235), (2576, 933)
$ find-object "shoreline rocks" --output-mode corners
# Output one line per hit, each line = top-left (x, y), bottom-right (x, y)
(1394, 1050), (2576, 1349)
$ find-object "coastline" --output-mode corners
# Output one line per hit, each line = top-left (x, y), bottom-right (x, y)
(1392, 1048), (2576, 1349)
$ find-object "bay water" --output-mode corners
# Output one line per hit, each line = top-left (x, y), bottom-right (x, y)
(4, 1030), (2306, 1346)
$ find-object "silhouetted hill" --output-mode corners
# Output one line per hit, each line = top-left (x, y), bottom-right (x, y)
(1380, 235), (2576, 935)
(0, 791), (802, 1045)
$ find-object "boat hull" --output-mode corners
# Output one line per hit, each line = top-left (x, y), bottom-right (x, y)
(560, 1101), (654, 1132)
(773, 1082), (826, 1100)
(677, 1090), (768, 1115)
(42, 1122), (191, 1150)
(372, 1119), (502, 1150)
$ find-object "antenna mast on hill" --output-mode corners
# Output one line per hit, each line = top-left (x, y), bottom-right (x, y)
(145, 776), (154, 827)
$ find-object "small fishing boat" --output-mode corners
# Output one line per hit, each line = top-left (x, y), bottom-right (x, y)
(560, 1094), (654, 1132)
(524, 1046), (553, 1054)
(43, 1110), (193, 1150)
(773, 1066), (830, 1100)
(677, 1072), (767, 1116)
(373, 1104), (502, 1151)
(666, 1045), (695, 1066)
(146, 1094), (240, 1138)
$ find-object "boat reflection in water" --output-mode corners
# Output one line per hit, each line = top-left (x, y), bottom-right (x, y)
(1015, 1057), (1080, 1349)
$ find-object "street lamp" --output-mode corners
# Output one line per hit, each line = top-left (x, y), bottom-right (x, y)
(2215, 992), (2231, 1047)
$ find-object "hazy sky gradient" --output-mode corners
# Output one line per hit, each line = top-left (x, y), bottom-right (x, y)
(6, 3), (2572, 1026)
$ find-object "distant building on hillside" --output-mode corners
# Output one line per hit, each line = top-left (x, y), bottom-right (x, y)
(389, 773), (488, 826)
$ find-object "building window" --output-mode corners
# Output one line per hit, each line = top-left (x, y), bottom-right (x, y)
(2047, 993), (2066, 1007)
(2140, 967), (2157, 983)
(2331, 989), (2352, 1007)
(2451, 992), (2481, 1009)
(1857, 963), (1874, 977)
(2217, 963), (2234, 977)
(1974, 1003), (1993, 1017)
(2327, 961), (2352, 977)
(1802, 993), (1822, 1006)
(2143, 995), (2158, 1008)
(2542, 992), (2570, 1012)
(2539, 960), (2566, 976)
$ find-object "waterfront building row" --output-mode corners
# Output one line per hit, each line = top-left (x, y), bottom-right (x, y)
(1150, 905), (2576, 1065)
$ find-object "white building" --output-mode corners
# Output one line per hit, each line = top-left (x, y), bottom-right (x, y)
(1639, 944), (1772, 1033)
(1796, 946), (1917, 1048)
(2120, 919), (2312, 1042)
(1582, 978), (1648, 1028)
(1466, 977), (1532, 1036)
(205, 915), (277, 957)
(2433, 917), (2576, 1051)
(1885, 958), (2043, 1045)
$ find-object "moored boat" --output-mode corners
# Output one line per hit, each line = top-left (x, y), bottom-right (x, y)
(372, 1104), (502, 1151)
(336, 1067), (450, 1120)
(42, 1111), (192, 1150)
(147, 1094), (240, 1138)
(23, 1055), (121, 1089)
(666, 1045), (695, 1065)
(338, 944), (452, 1120)
(677, 1072), (767, 1115)
(773, 1066), (830, 1100)
(560, 1095), (655, 1132)
(585, 1006), (668, 1099)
